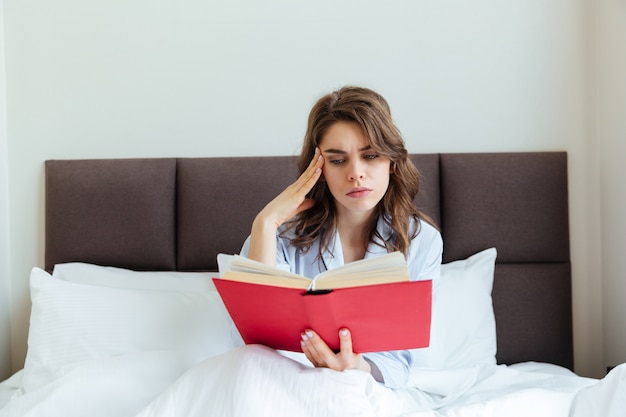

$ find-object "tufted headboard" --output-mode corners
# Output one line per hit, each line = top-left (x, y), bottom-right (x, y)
(44, 152), (572, 369)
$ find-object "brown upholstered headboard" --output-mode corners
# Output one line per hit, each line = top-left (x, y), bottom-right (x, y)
(44, 152), (572, 369)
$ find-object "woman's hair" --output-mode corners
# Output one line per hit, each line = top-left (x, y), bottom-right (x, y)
(285, 86), (435, 258)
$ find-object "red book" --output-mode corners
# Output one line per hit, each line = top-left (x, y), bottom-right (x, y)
(213, 253), (432, 353)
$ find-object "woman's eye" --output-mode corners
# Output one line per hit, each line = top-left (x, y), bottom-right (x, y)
(329, 159), (345, 165)
(364, 154), (379, 160)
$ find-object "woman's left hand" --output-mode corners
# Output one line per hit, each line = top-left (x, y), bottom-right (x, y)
(300, 328), (371, 373)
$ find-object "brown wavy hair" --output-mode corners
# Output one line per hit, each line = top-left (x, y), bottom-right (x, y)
(284, 86), (435, 258)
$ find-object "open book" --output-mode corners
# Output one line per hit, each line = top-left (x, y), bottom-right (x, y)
(213, 252), (432, 353)
(216, 251), (410, 290)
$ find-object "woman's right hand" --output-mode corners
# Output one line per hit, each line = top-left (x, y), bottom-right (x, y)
(259, 147), (324, 229)
(247, 148), (324, 264)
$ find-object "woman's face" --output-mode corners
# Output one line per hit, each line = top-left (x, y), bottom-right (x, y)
(319, 121), (391, 219)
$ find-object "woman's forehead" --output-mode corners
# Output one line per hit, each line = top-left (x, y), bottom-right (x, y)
(318, 121), (369, 150)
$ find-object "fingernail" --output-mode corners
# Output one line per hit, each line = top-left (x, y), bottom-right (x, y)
(340, 329), (349, 337)
(301, 333), (308, 341)
(306, 330), (314, 338)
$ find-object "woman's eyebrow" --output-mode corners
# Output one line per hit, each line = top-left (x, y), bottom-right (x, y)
(322, 145), (372, 154)
(322, 148), (346, 155)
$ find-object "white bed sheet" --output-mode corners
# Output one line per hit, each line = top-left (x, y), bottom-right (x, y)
(0, 372), (21, 410)
(1, 345), (624, 417)
(0, 350), (207, 417)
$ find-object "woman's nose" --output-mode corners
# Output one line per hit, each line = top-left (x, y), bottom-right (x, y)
(348, 160), (365, 181)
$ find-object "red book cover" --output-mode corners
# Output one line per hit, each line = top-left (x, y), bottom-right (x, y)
(212, 278), (432, 353)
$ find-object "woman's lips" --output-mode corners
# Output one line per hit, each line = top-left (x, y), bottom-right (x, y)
(346, 187), (372, 198)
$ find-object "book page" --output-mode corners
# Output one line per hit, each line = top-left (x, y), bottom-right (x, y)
(218, 254), (303, 278)
(312, 252), (410, 290)
(217, 252), (410, 291)
(217, 254), (311, 289)
(220, 271), (311, 289)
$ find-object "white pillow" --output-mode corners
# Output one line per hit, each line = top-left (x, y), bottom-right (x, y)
(52, 262), (217, 292)
(22, 268), (239, 393)
(436, 247), (498, 369)
(52, 262), (244, 349)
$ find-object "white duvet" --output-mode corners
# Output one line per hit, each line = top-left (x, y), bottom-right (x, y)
(1, 345), (624, 417)
(3, 263), (624, 416)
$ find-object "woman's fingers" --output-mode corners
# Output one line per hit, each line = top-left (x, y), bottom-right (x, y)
(301, 329), (335, 368)
(292, 147), (324, 196)
(300, 329), (360, 372)
(306, 147), (324, 176)
(269, 149), (323, 223)
(338, 328), (353, 357)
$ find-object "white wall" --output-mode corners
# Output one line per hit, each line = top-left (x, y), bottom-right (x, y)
(0, 0), (613, 378)
(597, 0), (626, 371)
(0, 0), (12, 381)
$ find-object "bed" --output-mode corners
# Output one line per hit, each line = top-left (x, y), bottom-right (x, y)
(0, 152), (624, 417)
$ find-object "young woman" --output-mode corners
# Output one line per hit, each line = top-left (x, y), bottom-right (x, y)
(240, 86), (443, 389)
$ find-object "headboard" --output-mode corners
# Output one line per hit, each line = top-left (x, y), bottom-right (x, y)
(44, 152), (572, 369)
